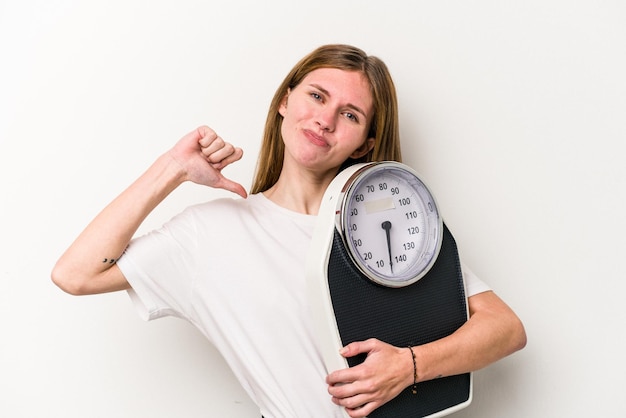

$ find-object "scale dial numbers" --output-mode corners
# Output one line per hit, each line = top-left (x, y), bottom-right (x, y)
(340, 162), (442, 287)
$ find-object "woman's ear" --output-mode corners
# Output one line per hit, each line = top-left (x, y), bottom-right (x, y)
(278, 89), (291, 117)
(350, 137), (375, 159)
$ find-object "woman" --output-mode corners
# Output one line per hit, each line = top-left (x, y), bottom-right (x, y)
(52, 44), (526, 418)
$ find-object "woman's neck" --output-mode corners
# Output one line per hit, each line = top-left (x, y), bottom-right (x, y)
(262, 167), (338, 215)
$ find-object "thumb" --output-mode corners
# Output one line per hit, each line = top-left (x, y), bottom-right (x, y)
(339, 339), (376, 358)
(216, 176), (248, 199)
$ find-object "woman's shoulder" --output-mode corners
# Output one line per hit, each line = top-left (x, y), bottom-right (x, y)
(180, 193), (315, 229)
(180, 194), (273, 221)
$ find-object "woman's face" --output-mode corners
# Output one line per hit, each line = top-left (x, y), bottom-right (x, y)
(278, 67), (375, 173)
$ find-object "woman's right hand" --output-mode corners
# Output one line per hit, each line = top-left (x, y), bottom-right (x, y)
(168, 126), (247, 198)
(52, 126), (247, 295)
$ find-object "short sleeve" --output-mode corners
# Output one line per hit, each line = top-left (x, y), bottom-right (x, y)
(117, 208), (199, 321)
(461, 263), (491, 297)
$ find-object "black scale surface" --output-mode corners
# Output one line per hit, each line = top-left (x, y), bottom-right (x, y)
(327, 223), (470, 417)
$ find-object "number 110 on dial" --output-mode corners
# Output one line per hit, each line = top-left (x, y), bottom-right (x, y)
(340, 162), (442, 288)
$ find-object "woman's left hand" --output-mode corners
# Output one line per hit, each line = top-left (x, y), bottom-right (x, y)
(326, 338), (413, 418)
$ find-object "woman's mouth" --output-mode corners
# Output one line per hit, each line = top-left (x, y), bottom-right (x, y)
(304, 129), (329, 147)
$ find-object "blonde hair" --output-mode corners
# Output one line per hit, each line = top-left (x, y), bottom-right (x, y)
(251, 44), (402, 194)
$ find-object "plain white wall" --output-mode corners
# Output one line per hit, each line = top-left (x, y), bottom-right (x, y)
(1, 0), (625, 416)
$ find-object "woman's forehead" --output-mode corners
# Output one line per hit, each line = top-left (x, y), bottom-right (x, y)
(299, 68), (374, 115)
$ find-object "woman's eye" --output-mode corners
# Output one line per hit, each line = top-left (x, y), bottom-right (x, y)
(311, 92), (322, 101)
(345, 112), (358, 122)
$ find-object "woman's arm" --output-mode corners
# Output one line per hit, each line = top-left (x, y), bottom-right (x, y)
(51, 126), (245, 295)
(411, 290), (526, 380)
(326, 290), (527, 418)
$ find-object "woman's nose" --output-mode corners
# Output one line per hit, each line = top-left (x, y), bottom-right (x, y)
(316, 108), (335, 132)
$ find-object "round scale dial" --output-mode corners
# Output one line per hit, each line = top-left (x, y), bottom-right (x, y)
(339, 162), (442, 287)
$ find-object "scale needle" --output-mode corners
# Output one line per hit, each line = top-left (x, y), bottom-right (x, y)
(381, 221), (393, 273)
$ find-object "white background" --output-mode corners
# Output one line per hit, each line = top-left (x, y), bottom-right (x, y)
(1, 1), (625, 417)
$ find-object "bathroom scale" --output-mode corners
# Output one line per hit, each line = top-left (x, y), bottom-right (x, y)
(306, 161), (472, 418)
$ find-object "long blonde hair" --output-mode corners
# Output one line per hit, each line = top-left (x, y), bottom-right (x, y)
(251, 44), (402, 194)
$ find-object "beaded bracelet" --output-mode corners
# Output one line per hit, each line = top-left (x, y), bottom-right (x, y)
(408, 346), (418, 394)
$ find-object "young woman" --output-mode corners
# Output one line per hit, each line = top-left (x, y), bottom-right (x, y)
(52, 44), (526, 418)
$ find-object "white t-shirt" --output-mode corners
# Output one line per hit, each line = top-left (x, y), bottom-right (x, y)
(117, 193), (490, 418)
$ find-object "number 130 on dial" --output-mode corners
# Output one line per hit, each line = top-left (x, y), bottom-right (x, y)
(339, 162), (443, 288)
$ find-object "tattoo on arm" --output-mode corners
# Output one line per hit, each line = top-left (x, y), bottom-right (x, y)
(102, 247), (127, 265)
